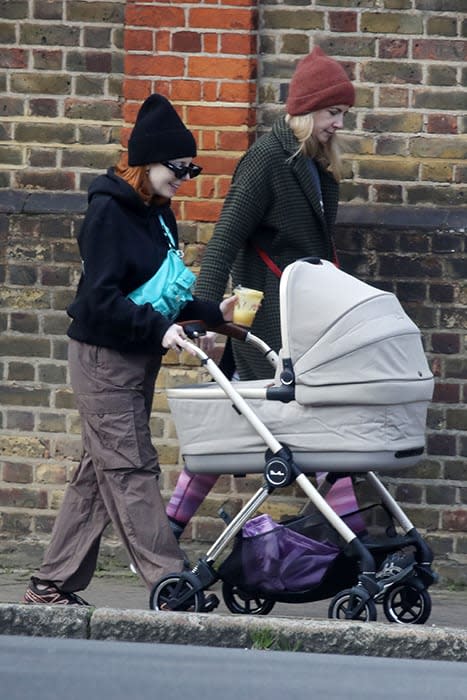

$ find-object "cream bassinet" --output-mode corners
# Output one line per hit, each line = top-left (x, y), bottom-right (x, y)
(168, 259), (434, 474)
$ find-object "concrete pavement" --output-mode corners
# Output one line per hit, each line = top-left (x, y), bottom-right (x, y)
(0, 568), (466, 662)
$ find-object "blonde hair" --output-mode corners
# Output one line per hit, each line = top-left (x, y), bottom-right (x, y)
(114, 152), (166, 205)
(285, 113), (344, 182)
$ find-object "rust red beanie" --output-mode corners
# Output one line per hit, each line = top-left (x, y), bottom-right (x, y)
(286, 47), (355, 116)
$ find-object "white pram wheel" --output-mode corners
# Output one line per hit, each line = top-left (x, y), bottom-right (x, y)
(382, 584), (432, 624)
(222, 581), (275, 616)
(328, 588), (377, 622)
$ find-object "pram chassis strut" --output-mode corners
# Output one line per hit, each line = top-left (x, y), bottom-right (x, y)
(186, 338), (377, 568)
(151, 323), (436, 621)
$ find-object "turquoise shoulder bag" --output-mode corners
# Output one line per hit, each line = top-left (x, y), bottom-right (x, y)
(127, 215), (196, 320)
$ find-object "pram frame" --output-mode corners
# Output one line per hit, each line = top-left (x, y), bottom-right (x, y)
(176, 328), (366, 552)
(152, 323), (435, 621)
(153, 259), (435, 618)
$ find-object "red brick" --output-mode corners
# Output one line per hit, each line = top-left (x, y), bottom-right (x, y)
(219, 81), (256, 103)
(221, 33), (257, 54)
(124, 30), (153, 52)
(199, 177), (216, 198)
(199, 129), (217, 151)
(188, 105), (254, 127)
(123, 78), (152, 100)
(156, 31), (171, 52)
(189, 8), (256, 31)
(154, 79), (171, 97)
(225, 0), (256, 5)
(218, 0), (256, 6)
(171, 200), (182, 219)
(203, 33), (219, 53)
(119, 127), (131, 150)
(218, 129), (254, 151)
(427, 115), (458, 135)
(185, 200), (223, 222)
(196, 154), (238, 176)
(179, 180), (197, 197)
(172, 31), (202, 53)
(189, 127), (201, 145)
(218, 176), (234, 198)
(126, 6), (185, 28)
(170, 80), (202, 101)
(122, 100), (145, 123)
(329, 11), (357, 33)
(126, 55), (185, 77)
(442, 509), (467, 532)
(0, 49), (28, 69)
(202, 81), (219, 102)
(188, 56), (255, 81)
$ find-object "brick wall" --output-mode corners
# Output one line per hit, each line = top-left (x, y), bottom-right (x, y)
(0, 1), (466, 583)
(122, 0), (258, 257)
(0, 0), (125, 192)
(256, 1), (466, 207)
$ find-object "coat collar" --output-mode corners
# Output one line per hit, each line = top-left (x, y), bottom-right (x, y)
(272, 115), (333, 226)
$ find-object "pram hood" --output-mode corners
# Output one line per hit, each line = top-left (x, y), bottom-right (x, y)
(167, 259), (433, 471)
(278, 259), (434, 405)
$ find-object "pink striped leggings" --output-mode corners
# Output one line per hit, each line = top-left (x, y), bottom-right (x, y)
(166, 470), (218, 525)
(166, 468), (358, 526)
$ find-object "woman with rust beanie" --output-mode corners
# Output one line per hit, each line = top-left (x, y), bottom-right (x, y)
(167, 47), (357, 540)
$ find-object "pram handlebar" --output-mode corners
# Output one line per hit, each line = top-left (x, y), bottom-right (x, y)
(180, 319), (249, 342)
(180, 320), (279, 369)
(211, 321), (250, 342)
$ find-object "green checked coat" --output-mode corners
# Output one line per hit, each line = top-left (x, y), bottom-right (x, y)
(195, 115), (340, 381)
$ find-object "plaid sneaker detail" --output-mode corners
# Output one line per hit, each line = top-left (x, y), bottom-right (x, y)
(23, 578), (90, 606)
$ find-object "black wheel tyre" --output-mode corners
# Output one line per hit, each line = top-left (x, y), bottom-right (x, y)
(383, 585), (432, 625)
(149, 574), (204, 612)
(328, 588), (377, 622)
(222, 582), (275, 615)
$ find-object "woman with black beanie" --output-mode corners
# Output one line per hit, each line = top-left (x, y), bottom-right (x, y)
(23, 94), (235, 608)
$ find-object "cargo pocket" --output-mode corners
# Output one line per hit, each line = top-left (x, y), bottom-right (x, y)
(77, 391), (158, 472)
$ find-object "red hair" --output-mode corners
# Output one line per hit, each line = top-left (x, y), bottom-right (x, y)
(114, 152), (168, 206)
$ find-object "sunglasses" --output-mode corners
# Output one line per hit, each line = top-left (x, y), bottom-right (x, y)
(161, 161), (203, 179)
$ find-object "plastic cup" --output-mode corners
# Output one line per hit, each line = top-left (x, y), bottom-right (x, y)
(233, 286), (264, 327)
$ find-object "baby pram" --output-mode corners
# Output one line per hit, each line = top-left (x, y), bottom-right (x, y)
(150, 258), (437, 622)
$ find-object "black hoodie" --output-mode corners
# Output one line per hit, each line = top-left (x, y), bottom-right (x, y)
(67, 169), (223, 353)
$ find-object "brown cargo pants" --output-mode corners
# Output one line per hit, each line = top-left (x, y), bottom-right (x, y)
(37, 339), (184, 592)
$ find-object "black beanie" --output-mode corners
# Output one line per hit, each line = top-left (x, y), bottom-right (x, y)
(127, 94), (197, 166)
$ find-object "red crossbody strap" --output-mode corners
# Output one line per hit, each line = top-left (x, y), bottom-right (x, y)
(331, 239), (340, 268)
(253, 244), (282, 278)
(253, 242), (339, 277)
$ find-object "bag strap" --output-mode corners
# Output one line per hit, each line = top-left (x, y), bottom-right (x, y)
(330, 239), (340, 268)
(253, 241), (340, 276)
(158, 214), (177, 249)
(253, 244), (282, 278)
(158, 214), (186, 258)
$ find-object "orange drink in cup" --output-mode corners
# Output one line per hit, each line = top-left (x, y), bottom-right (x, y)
(233, 286), (264, 327)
